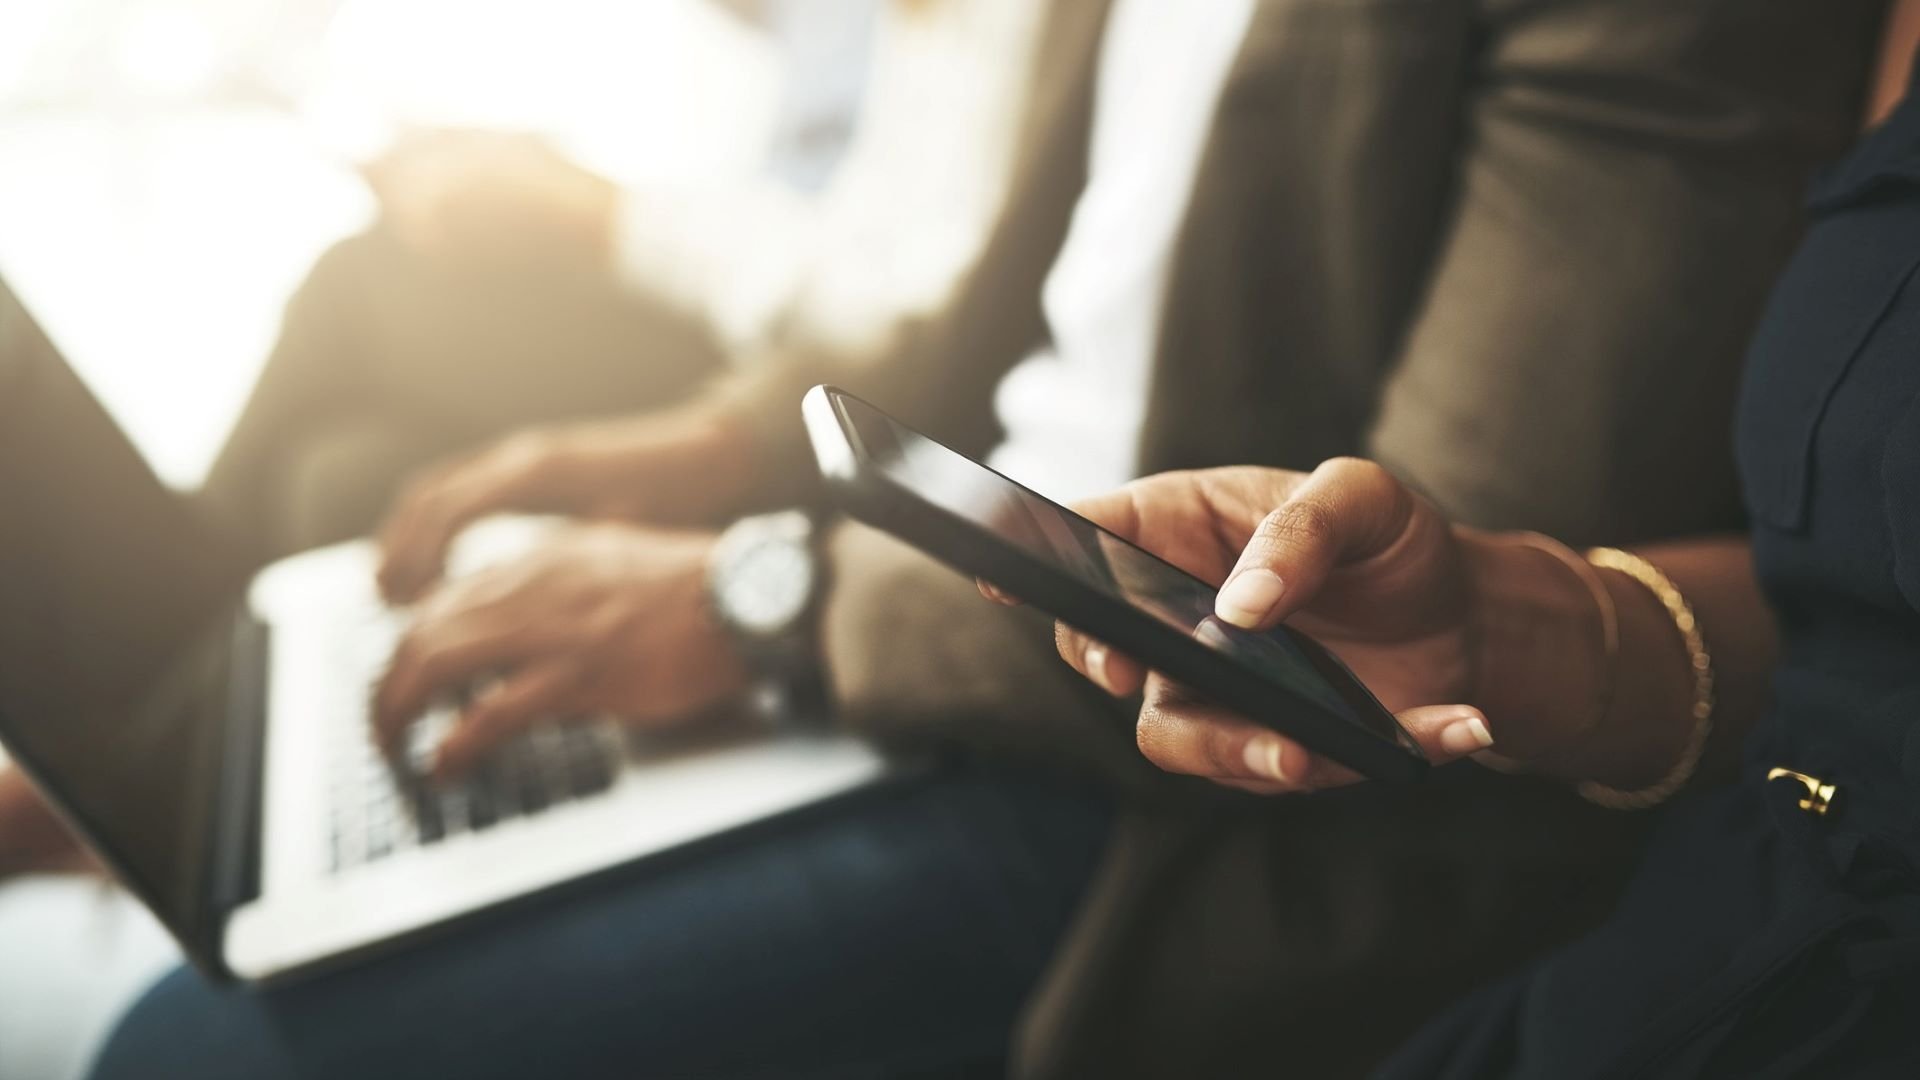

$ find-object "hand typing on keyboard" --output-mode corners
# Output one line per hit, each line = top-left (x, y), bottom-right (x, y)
(330, 703), (623, 872)
(371, 522), (748, 781)
(333, 659), (623, 871)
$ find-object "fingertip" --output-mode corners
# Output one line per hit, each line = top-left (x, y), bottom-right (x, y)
(1054, 624), (1090, 678)
(378, 512), (453, 600)
(428, 715), (489, 783)
(369, 674), (400, 734)
(375, 552), (421, 602)
(1280, 739), (1314, 783)
(1399, 704), (1494, 762)
(369, 696), (410, 754)
(1241, 733), (1307, 785)
(1099, 650), (1146, 697)
(1215, 568), (1287, 629)
(371, 660), (430, 749)
(401, 550), (444, 596)
(1442, 711), (1495, 757)
(1083, 642), (1112, 691)
(390, 578), (427, 607)
(375, 569), (407, 606)
(1242, 734), (1283, 782)
(429, 739), (470, 784)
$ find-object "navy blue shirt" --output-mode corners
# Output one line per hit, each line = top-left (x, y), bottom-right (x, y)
(1737, 92), (1920, 847)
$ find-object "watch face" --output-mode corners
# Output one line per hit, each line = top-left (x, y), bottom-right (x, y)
(715, 535), (815, 637)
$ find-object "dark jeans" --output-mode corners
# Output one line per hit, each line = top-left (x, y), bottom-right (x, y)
(89, 764), (1111, 1080)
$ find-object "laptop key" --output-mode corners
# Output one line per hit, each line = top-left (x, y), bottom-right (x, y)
(517, 769), (550, 814)
(488, 758), (526, 823)
(554, 729), (608, 790)
(466, 775), (499, 831)
(500, 740), (547, 814)
(323, 678), (631, 871)
(415, 799), (445, 843)
(566, 742), (617, 796)
(436, 785), (470, 837)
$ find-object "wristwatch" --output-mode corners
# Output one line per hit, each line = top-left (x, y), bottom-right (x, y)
(706, 510), (832, 723)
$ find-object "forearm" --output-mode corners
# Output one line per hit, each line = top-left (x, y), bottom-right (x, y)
(696, 302), (1030, 519)
(1462, 532), (1775, 792)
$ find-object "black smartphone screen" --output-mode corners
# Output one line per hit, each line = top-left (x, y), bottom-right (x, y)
(820, 389), (1417, 760)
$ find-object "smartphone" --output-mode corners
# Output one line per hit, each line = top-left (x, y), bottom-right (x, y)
(802, 386), (1427, 783)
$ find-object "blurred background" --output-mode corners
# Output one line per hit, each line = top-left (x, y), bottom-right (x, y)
(0, 6), (1046, 1076)
(0, 0), (1032, 489)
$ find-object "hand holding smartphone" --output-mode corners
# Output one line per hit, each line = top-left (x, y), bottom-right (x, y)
(802, 386), (1427, 782)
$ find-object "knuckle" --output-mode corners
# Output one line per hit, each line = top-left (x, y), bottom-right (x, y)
(476, 696), (534, 738)
(391, 482), (443, 522)
(1326, 456), (1408, 513)
(495, 430), (562, 479)
(1252, 506), (1291, 538)
(402, 620), (480, 684)
(407, 646), (459, 692)
(1267, 500), (1337, 549)
(407, 457), (473, 500)
(462, 701), (506, 739)
(385, 633), (424, 680)
(1243, 507), (1292, 557)
(1342, 454), (1405, 499)
(465, 691), (521, 737)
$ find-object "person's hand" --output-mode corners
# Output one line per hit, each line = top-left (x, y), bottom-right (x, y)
(373, 523), (744, 779)
(1055, 460), (1492, 792)
(377, 406), (754, 603)
(995, 458), (1738, 800)
(363, 130), (620, 267)
(0, 765), (99, 881)
(996, 460), (1510, 795)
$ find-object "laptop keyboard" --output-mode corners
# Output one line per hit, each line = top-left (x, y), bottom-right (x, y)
(327, 717), (622, 872)
(322, 609), (622, 874)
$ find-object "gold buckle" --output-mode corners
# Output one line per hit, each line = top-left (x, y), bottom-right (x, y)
(1767, 767), (1837, 816)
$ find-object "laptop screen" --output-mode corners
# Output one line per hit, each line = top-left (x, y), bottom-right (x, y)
(0, 276), (246, 949)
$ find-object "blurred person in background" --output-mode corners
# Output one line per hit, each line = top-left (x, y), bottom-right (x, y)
(200, 0), (1047, 561)
(0, 2), (1049, 1078)
(75, 2), (1894, 1078)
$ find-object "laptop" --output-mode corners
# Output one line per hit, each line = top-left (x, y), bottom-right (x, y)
(0, 274), (889, 982)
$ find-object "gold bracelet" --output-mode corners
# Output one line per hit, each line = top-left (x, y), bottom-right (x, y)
(1576, 547), (1716, 810)
(1508, 532), (1620, 748)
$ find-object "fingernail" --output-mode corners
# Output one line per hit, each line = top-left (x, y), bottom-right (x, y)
(1439, 713), (1495, 755)
(1216, 569), (1286, 628)
(1244, 735), (1290, 783)
(1085, 643), (1112, 692)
